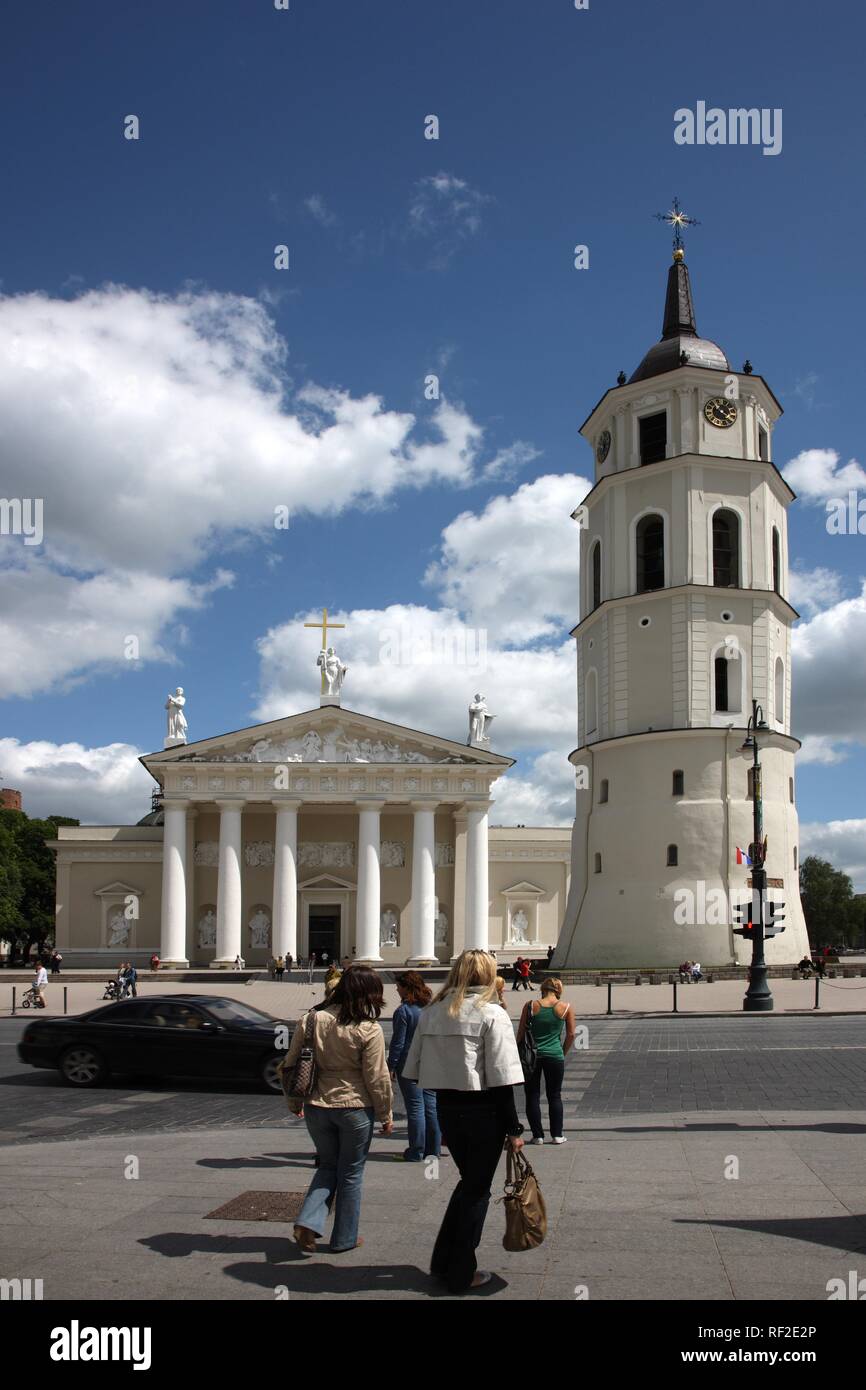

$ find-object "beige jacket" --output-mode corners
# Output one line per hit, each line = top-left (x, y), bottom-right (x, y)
(286, 1005), (392, 1123)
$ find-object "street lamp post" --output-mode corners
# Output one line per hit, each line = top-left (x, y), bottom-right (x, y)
(741, 700), (773, 1012)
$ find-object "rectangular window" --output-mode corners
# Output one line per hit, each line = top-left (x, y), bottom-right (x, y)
(599, 779), (609, 804)
(672, 770), (684, 796)
(714, 655), (729, 712)
(758, 427), (769, 461)
(639, 412), (667, 466)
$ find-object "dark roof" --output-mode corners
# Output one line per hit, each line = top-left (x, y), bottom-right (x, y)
(136, 809), (164, 826)
(630, 253), (729, 384)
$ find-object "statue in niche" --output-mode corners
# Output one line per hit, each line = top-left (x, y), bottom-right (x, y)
(435, 910), (448, 946)
(510, 909), (530, 944)
(107, 908), (130, 947)
(249, 909), (271, 949)
(468, 693), (494, 747)
(165, 687), (188, 744)
(318, 646), (347, 696)
(197, 909), (217, 948)
(380, 909), (399, 948)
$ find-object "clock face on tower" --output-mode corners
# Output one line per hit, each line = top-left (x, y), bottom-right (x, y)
(596, 429), (611, 463)
(704, 396), (738, 429)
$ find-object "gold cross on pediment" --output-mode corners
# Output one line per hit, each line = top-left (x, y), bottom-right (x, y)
(304, 607), (346, 693)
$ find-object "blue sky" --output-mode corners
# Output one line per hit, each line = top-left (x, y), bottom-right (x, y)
(1, 0), (864, 880)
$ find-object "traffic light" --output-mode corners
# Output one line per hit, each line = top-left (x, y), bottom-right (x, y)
(732, 900), (755, 937)
(765, 900), (786, 937)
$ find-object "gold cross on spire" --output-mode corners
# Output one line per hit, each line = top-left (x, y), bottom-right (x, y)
(654, 196), (700, 258)
(304, 607), (346, 693)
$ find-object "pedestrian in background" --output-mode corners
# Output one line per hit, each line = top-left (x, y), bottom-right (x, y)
(388, 971), (441, 1163)
(275, 955), (285, 981)
(403, 950), (524, 1294)
(516, 976), (575, 1145)
(289, 965), (393, 1255)
(50, 950), (63, 975)
(285, 952), (293, 978)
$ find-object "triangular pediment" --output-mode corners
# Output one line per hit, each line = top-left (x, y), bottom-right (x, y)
(502, 881), (546, 897)
(141, 704), (513, 774)
(298, 873), (356, 892)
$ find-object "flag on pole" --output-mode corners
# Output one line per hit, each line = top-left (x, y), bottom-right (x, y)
(736, 846), (753, 867)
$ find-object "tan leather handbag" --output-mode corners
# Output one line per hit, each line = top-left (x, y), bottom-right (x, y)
(500, 1143), (547, 1251)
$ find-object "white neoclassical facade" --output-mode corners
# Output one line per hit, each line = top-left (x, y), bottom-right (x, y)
(554, 246), (810, 968)
(51, 699), (571, 968)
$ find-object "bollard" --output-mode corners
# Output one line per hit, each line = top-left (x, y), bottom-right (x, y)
(63, 986), (68, 1016)
(606, 980), (612, 1016)
(814, 976), (820, 1010)
(11, 986), (16, 1015)
(672, 980), (678, 1014)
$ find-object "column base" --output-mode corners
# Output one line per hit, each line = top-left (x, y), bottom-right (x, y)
(407, 957), (439, 967)
(158, 958), (190, 970)
(210, 958), (246, 970)
(354, 956), (384, 965)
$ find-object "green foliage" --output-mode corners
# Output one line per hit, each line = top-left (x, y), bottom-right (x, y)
(0, 809), (79, 957)
(799, 855), (857, 947)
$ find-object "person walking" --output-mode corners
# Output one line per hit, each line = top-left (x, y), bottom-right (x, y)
(50, 950), (63, 975)
(512, 956), (532, 991)
(275, 956), (285, 982)
(516, 976), (575, 1145)
(307, 953), (316, 984)
(33, 959), (49, 1009)
(285, 952), (293, 978)
(402, 950), (525, 1294)
(125, 961), (138, 998)
(388, 971), (441, 1163)
(289, 966), (393, 1254)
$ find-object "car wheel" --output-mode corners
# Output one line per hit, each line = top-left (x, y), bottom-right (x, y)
(60, 1045), (107, 1087)
(262, 1055), (283, 1093)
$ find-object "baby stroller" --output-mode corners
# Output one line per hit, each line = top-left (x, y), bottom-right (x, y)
(102, 979), (123, 1001)
(21, 985), (45, 1009)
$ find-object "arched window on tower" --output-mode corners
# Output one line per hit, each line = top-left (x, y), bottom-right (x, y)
(585, 669), (598, 739)
(714, 647), (742, 714)
(712, 509), (740, 588)
(772, 527), (781, 594)
(775, 657), (785, 725)
(635, 514), (665, 593)
(591, 540), (601, 611)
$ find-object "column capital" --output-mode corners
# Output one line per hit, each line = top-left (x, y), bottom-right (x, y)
(162, 798), (191, 812)
(357, 799), (386, 813)
(462, 799), (493, 814)
(215, 799), (247, 812)
(409, 799), (439, 812)
(271, 799), (302, 813)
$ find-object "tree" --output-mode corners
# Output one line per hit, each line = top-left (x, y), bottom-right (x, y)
(0, 810), (78, 961)
(799, 856), (855, 948)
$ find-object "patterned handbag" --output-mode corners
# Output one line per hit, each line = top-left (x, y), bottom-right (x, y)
(500, 1143), (547, 1251)
(278, 1009), (319, 1114)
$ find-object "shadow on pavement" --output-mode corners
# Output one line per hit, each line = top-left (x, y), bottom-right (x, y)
(584, 1121), (866, 1135)
(678, 1214), (866, 1253)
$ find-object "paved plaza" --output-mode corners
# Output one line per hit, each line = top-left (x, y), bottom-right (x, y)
(2, 1005), (865, 1300)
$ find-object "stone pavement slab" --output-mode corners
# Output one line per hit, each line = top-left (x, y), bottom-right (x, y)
(2, 1109), (865, 1300)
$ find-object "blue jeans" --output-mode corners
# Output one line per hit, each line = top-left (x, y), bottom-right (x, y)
(397, 1074), (441, 1160)
(297, 1105), (374, 1250)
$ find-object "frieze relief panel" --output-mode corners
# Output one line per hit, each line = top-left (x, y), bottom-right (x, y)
(297, 842), (354, 869)
(176, 722), (478, 767)
(194, 842), (220, 867)
(244, 841), (274, 867)
(435, 842), (455, 867)
(380, 841), (405, 868)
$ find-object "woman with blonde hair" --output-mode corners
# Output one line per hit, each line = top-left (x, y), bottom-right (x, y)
(516, 976), (575, 1145)
(402, 950), (524, 1294)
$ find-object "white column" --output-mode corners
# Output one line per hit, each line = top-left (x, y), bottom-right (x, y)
(409, 801), (437, 964)
(464, 801), (490, 952)
(160, 799), (190, 968)
(356, 801), (384, 963)
(272, 800), (300, 960)
(213, 800), (245, 968)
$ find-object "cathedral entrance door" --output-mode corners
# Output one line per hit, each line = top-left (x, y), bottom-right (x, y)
(308, 904), (340, 965)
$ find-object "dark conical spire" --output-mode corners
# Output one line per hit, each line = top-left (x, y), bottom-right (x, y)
(629, 249), (729, 384)
(662, 249), (697, 339)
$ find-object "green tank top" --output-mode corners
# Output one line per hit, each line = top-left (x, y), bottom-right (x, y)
(529, 1001), (566, 1058)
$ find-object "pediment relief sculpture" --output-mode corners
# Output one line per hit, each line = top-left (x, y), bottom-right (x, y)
(176, 723), (479, 766)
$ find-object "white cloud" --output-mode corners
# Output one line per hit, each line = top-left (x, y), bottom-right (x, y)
(0, 286), (534, 696)
(782, 447), (866, 503)
(425, 472), (591, 643)
(303, 194), (337, 227)
(792, 580), (866, 747)
(0, 737), (154, 825)
(788, 565), (844, 618)
(408, 172), (491, 268)
(800, 819), (866, 892)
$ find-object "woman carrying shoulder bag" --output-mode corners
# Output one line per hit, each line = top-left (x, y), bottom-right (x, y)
(287, 965), (393, 1254)
(516, 976), (575, 1144)
(402, 950), (524, 1294)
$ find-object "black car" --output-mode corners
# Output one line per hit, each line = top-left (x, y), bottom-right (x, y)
(17, 995), (293, 1092)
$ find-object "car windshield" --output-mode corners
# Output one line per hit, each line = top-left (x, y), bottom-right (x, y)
(202, 999), (278, 1026)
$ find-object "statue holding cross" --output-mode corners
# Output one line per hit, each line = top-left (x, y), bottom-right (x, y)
(305, 607), (347, 701)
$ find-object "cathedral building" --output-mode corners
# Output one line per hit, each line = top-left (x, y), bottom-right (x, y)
(554, 242), (810, 968)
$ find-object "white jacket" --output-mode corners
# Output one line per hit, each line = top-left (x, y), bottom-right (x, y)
(402, 987), (524, 1091)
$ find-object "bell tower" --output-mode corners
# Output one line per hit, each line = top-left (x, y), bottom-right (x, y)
(555, 214), (810, 968)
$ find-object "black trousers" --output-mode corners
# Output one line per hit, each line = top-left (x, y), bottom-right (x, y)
(524, 1056), (565, 1139)
(511, 976), (531, 990)
(431, 1101), (506, 1293)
